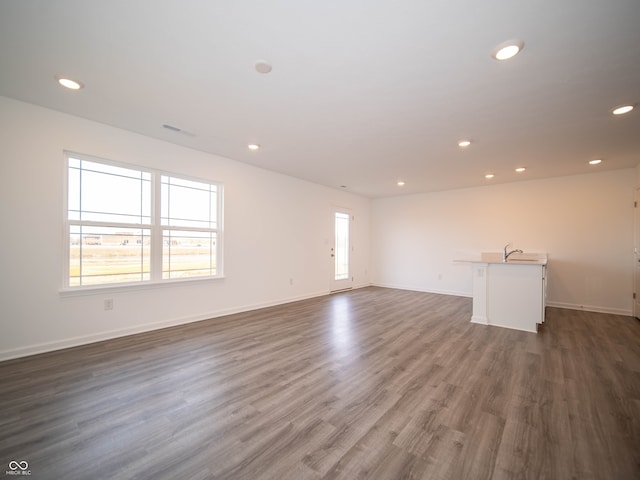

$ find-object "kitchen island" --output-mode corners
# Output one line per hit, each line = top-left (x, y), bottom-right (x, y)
(465, 252), (547, 333)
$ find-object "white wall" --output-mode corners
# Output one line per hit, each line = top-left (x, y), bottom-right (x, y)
(0, 97), (371, 360)
(1, 95), (636, 361)
(372, 170), (635, 315)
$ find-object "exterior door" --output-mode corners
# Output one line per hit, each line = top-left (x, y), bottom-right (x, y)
(330, 209), (352, 292)
(634, 189), (640, 318)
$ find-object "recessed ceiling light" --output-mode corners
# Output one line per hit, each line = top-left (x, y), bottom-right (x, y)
(485, 173), (495, 179)
(589, 159), (602, 165)
(515, 167), (526, 173)
(491, 39), (525, 61)
(254, 61), (272, 74)
(56, 76), (84, 90)
(248, 144), (260, 151)
(612, 104), (634, 115)
(397, 181), (406, 187)
(458, 140), (472, 148)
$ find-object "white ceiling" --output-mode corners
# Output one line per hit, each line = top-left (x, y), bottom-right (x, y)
(1, 0), (639, 198)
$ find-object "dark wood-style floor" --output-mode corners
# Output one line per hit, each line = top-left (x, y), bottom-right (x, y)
(1, 287), (639, 479)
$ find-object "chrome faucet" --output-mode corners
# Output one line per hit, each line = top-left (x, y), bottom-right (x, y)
(503, 243), (523, 262)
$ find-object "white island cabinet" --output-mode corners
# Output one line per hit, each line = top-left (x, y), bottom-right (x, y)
(468, 252), (547, 333)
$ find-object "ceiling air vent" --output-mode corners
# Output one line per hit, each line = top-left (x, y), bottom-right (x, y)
(162, 124), (195, 136)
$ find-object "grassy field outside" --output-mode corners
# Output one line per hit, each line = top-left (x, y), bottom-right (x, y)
(69, 245), (216, 285)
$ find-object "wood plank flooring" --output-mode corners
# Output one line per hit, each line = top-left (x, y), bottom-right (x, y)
(1, 287), (640, 479)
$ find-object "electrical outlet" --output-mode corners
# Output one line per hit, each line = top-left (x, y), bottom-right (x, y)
(104, 299), (114, 311)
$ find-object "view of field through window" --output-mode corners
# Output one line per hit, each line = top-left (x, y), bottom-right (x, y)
(67, 156), (220, 286)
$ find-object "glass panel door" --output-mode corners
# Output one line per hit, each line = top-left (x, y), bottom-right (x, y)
(331, 209), (352, 291)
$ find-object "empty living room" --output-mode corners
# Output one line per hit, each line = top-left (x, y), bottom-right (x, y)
(1, 1), (640, 479)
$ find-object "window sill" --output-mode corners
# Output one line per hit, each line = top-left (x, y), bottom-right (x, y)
(59, 275), (225, 297)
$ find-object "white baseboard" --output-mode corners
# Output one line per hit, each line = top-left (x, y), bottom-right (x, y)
(371, 282), (471, 298)
(471, 315), (488, 325)
(546, 301), (632, 316)
(0, 289), (330, 362)
(371, 283), (632, 317)
(484, 321), (538, 334)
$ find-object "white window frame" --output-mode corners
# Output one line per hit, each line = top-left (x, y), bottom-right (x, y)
(61, 151), (224, 293)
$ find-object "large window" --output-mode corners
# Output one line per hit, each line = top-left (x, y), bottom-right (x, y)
(65, 153), (222, 288)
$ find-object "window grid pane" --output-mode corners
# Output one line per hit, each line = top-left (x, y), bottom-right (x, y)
(69, 226), (150, 286)
(163, 230), (216, 279)
(161, 175), (217, 229)
(68, 158), (151, 225)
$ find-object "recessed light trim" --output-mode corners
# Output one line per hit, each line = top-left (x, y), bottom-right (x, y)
(397, 181), (406, 187)
(491, 39), (525, 61)
(56, 76), (84, 90)
(458, 140), (472, 148)
(254, 61), (272, 74)
(515, 167), (526, 173)
(485, 173), (495, 179)
(248, 144), (260, 151)
(612, 104), (634, 115)
(589, 159), (602, 165)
